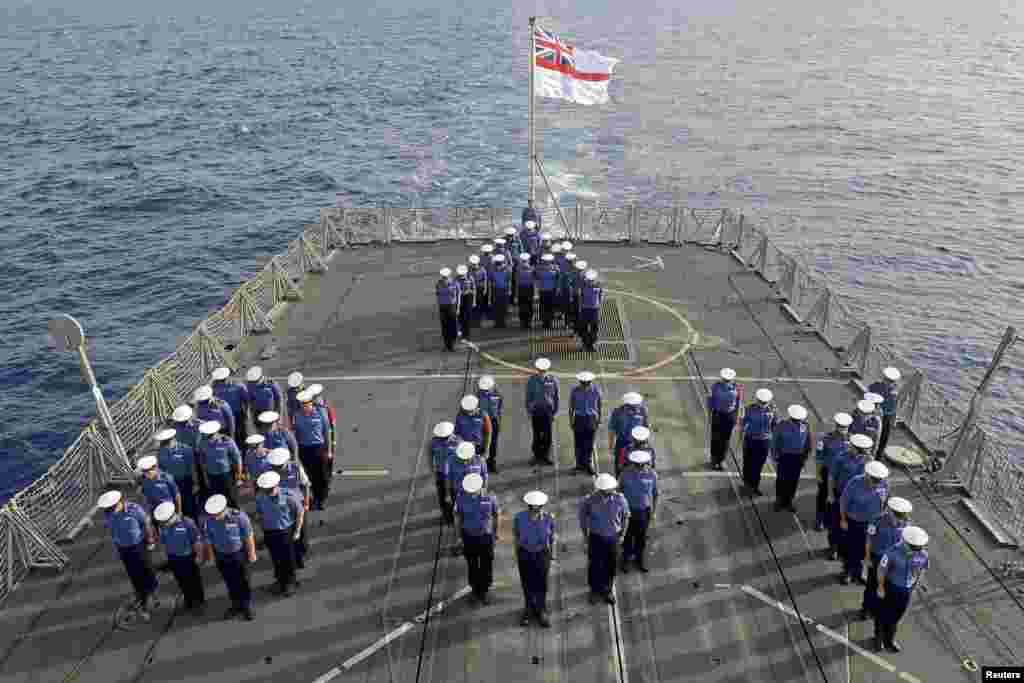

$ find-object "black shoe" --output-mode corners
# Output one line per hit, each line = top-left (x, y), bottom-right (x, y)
(873, 636), (885, 652)
(487, 460), (498, 473)
(854, 575), (867, 586)
(537, 610), (551, 628)
(856, 608), (868, 620)
(224, 607), (239, 620)
(886, 640), (902, 653)
(242, 608), (255, 621)
(752, 488), (763, 496)
(828, 549), (839, 561)
(282, 584), (295, 597)
(520, 609), (532, 626)
(637, 562), (650, 573)
(839, 574), (851, 585)
(604, 593), (616, 605)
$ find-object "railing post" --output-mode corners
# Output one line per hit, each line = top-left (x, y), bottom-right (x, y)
(574, 204), (581, 241)
(966, 429), (986, 493)
(735, 213), (745, 250)
(320, 211), (329, 259)
(755, 234), (769, 275)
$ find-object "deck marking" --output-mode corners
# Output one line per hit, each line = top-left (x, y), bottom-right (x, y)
(278, 374), (846, 383)
(337, 469), (390, 477)
(713, 583), (733, 589)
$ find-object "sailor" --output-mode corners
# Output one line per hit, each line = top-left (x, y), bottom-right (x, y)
(622, 425), (658, 475)
(707, 368), (742, 471)
(286, 372), (305, 427)
(447, 441), (489, 505)
(476, 375), (504, 473)
(741, 388), (776, 495)
(839, 460), (890, 585)
(861, 496), (911, 620)
(621, 451), (657, 573)
(156, 427), (198, 520)
(467, 255), (488, 324)
(522, 221), (542, 265)
(608, 393), (648, 474)
(503, 227), (523, 304)
(480, 244), (495, 317)
(455, 394), (492, 461)
(517, 252), (536, 329)
(198, 420), (241, 508)
(536, 253), (559, 329)
(455, 265), (476, 340)
(562, 253), (579, 330)
(514, 490), (555, 627)
(194, 384), (235, 438)
(308, 384), (337, 483)
(245, 366), (284, 423)
(830, 434), (873, 561)
(569, 371), (602, 474)
(138, 455), (181, 516)
(875, 526), (929, 652)
(550, 243), (565, 322)
(98, 490), (159, 615)
(525, 358), (560, 464)
(504, 226), (524, 260)
(573, 260), (588, 331)
(455, 472), (500, 604)
(430, 421), (459, 523)
(294, 388), (330, 510)
(868, 368), (901, 459)
(578, 269), (603, 351)
(211, 367), (249, 446)
(540, 232), (553, 255)
(551, 243), (567, 280)
(580, 473), (629, 605)
(816, 412), (852, 534)
(268, 447), (311, 568)
(153, 501), (205, 611)
(255, 471), (304, 596)
(773, 405), (812, 512)
(171, 404), (201, 451)
(200, 494), (257, 621)
(494, 237), (511, 262)
(522, 203), (541, 231)
(490, 254), (513, 328)
(436, 267), (460, 352)
(243, 434), (272, 487)
(257, 410), (299, 459)
(851, 399), (882, 458)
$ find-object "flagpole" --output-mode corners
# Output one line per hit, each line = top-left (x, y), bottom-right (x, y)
(528, 16), (536, 206)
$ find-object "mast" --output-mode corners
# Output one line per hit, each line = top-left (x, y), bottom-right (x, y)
(528, 16), (536, 206)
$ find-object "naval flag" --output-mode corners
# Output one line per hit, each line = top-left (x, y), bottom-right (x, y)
(533, 25), (618, 106)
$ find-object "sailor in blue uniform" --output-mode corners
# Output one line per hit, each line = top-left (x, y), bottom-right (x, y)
(503, 227), (523, 304)
(154, 501), (205, 611)
(198, 420), (241, 508)
(435, 267), (460, 352)
(540, 232), (554, 256)
(578, 269), (603, 351)
(287, 372), (305, 427)
(257, 410), (299, 459)
(268, 447), (311, 568)
(550, 243), (565, 326)
(572, 260), (588, 330)
(212, 367), (249, 447)
(707, 368), (742, 471)
(138, 455), (181, 516)
(243, 434), (272, 482)
(477, 375), (504, 473)
(455, 265), (476, 340)
(194, 384), (235, 438)
(569, 371), (602, 474)
(467, 255), (488, 324)
(621, 451), (657, 573)
(624, 426), (658, 473)
(455, 472), (500, 604)
(522, 203), (541, 231)
(480, 244), (495, 316)
(431, 421), (459, 523)
(608, 392), (648, 475)
(580, 474), (629, 604)
(851, 399), (882, 458)
(741, 388), (776, 494)
(773, 404), (813, 512)
(536, 253), (559, 329)
(861, 496), (911, 620)
(514, 490), (555, 627)
(201, 494), (257, 621)
(868, 367), (901, 459)
(522, 221), (542, 266)
(171, 404), (201, 451)
(562, 252), (579, 330)
(98, 490), (159, 613)
(245, 366), (284, 423)
(255, 471), (304, 596)
(875, 525), (929, 652)
(830, 433), (873, 561)
(526, 358), (560, 464)
(490, 254), (513, 328)
(456, 394), (492, 459)
(293, 388), (330, 510)
(517, 253), (535, 329)
(447, 441), (489, 504)
(816, 412), (852, 533)
(156, 427), (198, 520)
(839, 460), (890, 585)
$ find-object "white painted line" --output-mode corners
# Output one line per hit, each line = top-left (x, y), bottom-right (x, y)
(280, 374), (847, 383)
(678, 471), (820, 481)
(713, 583), (733, 589)
(337, 469), (390, 477)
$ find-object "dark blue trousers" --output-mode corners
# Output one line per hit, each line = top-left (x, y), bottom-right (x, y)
(579, 307), (599, 348)
(775, 453), (805, 506)
(436, 472), (453, 523)
(862, 552), (883, 615)
(587, 533), (618, 595)
(742, 437), (770, 490)
(573, 421), (597, 470)
(518, 286), (534, 328)
(875, 581), (913, 643)
(844, 519), (869, 580)
(517, 547), (550, 612)
(439, 303), (458, 350)
(828, 488), (845, 554)
(815, 465), (830, 526)
(176, 476), (197, 520)
(207, 472), (237, 508)
(118, 542), (158, 603)
(294, 523), (308, 568)
(462, 532), (495, 596)
(263, 527), (297, 589)
(539, 290), (556, 328)
(531, 414), (553, 461)
(458, 295), (475, 340)
(623, 508), (651, 562)
(167, 553), (205, 607)
(487, 417), (501, 466)
(493, 289), (510, 328)
(710, 411), (737, 466)
(215, 549), (252, 611)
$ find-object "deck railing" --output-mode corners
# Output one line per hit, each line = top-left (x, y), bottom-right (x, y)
(1, 203), (1018, 607)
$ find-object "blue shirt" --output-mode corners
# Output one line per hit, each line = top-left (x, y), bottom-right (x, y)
(141, 472), (180, 508)
(609, 405), (648, 450)
(196, 399), (235, 437)
(868, 513), (907, 557)
(245, 448), (272, 479)
(526, 374), (560, 416)
(868, 381), (898, 417)
(276, 462), (311, 498)
(436, 277), (461, 305)
(815, 431), (849, 468)
(247, 380), (282, 414)
(743, 403), (776, 439)
(773, 420), (811, 456)
(570, 385), (602, 421)
(840, 474), (889, 522)
(456, 492), (498, 536)
(709, 381), (740, 414)
(518, 263), (535, 287)
(105, 503), (149, 547)
(621, 469), (658, 510)
(430, 435), (459, 473)
(455, 411), (487, 445)
(477, 389), (504, 420)
(581, 280), (602, 309)
(294, 408), (327, 446)
(447, 455), (488, 489)
(159, 517), (200, 557)
(201, 509), (253, 555)
(538, 264), (559, 292)
(491, 266), (512, 291)
(175, 419), (201, 450)
(263, 428), (298, 456)
(879, 543), (929, 589)
(851, 412), (881, 440)
(287, 386), (302, 424)
(201, 436), (241, 475)
(213, 381), (249, 420)
(832, 453), (866, 494)
(256, 489), (303, 530)
(158, 442), (195, 481)
(514, 510), (554, 551)
(579, 492), (630, 539)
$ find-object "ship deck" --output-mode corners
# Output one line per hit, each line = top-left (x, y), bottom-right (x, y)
(2, 240), (1022, 683)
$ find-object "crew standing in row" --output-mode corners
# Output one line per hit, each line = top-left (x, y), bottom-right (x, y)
(455, 473), (499, 604)
(570, 371), (602, 475)
(741, 389), (776, 495)
(526, 358), (559, 465)
(436, 268), (460, 352)
(580, 473), (629, 605)
(707, 368), (742, 472)
(154, 500), (205, 612)
(774, 405), (812, 512)
(98, 491), (159, 616)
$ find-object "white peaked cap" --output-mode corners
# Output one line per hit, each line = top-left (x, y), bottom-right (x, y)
(456, 441), (476, 460)
(137, 455), (157, 471)
(834, 412), (853, 427)
(469, 255), (480, 264)
(504, 227), (517, 235)
(888, 497), (912, 513)
(494, 238), (506, 245)
(865, 460), (890, 479)
(562, 241), (573, 250)
(584, 269), (597, 281)
(172, 405), (193, 422)
(631, 425), (651, 441)
(595, 473), (618, 491)
(462, 473), (484, 493)
(551, 244), (563, 253)
(456, 265), (468, 275)
(623, 392), (643, 406)
(541, 253), (555, 262)
(864, 392), (884, 404)
(193, 385), (213, 402)
(535, 358), (551, 371)
(288, 372), (304, 388)
(883, 367), (902, 381)
(541, 232), (552, 241)
(434, 421), (455, 438)
(257, 471), (281, 489)
(478, 375), (495, 390)
(439, 267), (452, 277)
(492, 254), (506, 263)
(525, 220), (536, 229)
(524, 490), (548, 506)
(577, 371), (596, 382)
(756, 389), (773, 403)
(850, 433), (874, 450)
(576, 260), (588, 270)
(461, 395), (479, 411)
(308, 383), (323, 396)
(154, 501), (176, 522)
(246, 366), (263, 382)
(97, 490), (122, 509)
(211, 367), (230, 381)
(297, 389), (314, 403)
(566, 252), (577, 261)
(857, 400), (875, 413)
(199, 420), (221, 435)
(628, 450), (652, 464)
(205, 494), (227, 515)
(268, 448), (290, 466)
(788, 404), (808, 420)
(720, 368), (737, 381)
(258, 411), (280, 424)
(155, 428), (177, 442)
(246, 434), (265, 446)
(902, 525), (928, 547)
(481, 244), (493, 253)
(519, 253), (531, 261)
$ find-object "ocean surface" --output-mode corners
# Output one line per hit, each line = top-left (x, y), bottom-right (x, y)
(2, 0), (1022, 502)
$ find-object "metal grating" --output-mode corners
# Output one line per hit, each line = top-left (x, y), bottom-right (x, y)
(527, 297), (632, 362)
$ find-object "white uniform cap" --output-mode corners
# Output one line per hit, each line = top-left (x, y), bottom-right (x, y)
(631, 425), (651, 441)
(439, 267), (452, 278)
(541, 253), (555, 262)
(287, 372), (304, 388)
(595, 473), (618, 491)
(469, 255), (480, 265)
(525, 220), (536, 229)
(584, 269), (597, 281)
(756, 388), (773, 403)
(883, 367), (902, 381)
(193, 385), (213, 402)
(535, 358), (551, 371)
(204, 494), (228, 515)
(481, 244), (494, 253)
(246, 434), (265, 446)
(461, 395), (479, 412)
(258, 411), (280, 424)
(246, 366), (263, 382)
(565, 252), (577, 261)
(864, 392), (884, 404)
(308, 383), (323, 396)
(541, 232), (552, 241)
(478, 375), (495, 390)
(456, 264), (468, 276)
(857, 399), (875, 413)
(434, 421), (455, 438)
(504, 227), (517, 236)
(720, 368), (737, 381)
(456, 441), (476, 460)
(137, 455), (158, 471)
(850, 433), (874, 450)
(97, 490), (122, 509)
(257, 471), (281, 490)
(154, 501), (176, 522)
(524, 490), (548, 506)
(211, 367), (230, 381)
(902, 525), (928, 547)
(494, 238), (506, 246)
(834, 412), (853, 427)
(888, 497), (912, 513)
(551, 244), (563, 254)
(865, 460), (890, 479)
(462, 473), (484, 493)
(268, 448), (290, 466)
(154, 428), (177, 442)
(623, 392), (643, 406)
(297, 389), (314, 403)
(519, 253), (531, 261)
(576, 261), (587, 270)
(493, 254), (506, 263)
(577, 371), (596, 383)
(172, 405), (193, 422)
(561, 241), (573, 251)
(788, 404), (808, 420)
(199, 420), (221, 435)
(628, 450), (652, 465)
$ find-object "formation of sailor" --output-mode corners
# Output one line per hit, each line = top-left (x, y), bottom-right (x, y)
(580, 473), (629, 605)
(155, 426), (199, 520)
(455, 473), (500, 604)
(874, 525), (929, 652)
(198, 420), (241, 508)
(830, 433), (874, 560)
(202, 494), (257, 621)
(569, 371), (602, 474)
(211, 367), (249, 446)
(862, 496), (911, 620)
(608, 392), (648, 478)
(815, 412), (852, 532)
(526, 358), (560, 464)
(869, 367), (901, 458)
(517, 252), (535, 329)
(245, 366), (284, 421)
(839, 459), (890, 585)
(741, 388), (776, 494)
(578, 268), (602, 351)
(536, 253), (559, 329)
(476, 375), (504, 472)
(293, 387), (331, 510)
(490, 253), (513, 328)
(98, 490), (159, 617)
(514, 490), (554, 627)
(153, 500), (205, 611)
(620, 451), (657, 573)
(772, 404), (812, 512)
(255, 470), (304, 596)
(707, 368), (742, 471)
(435, 267), (461, 352)
(431, 421), (459, 524)
(455, 264), (476, 340)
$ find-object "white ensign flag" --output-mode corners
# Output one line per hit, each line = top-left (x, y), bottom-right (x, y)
(534, 25), (618, 106)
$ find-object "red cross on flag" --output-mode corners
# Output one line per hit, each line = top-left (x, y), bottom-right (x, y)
(534, 25), (619, 105)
